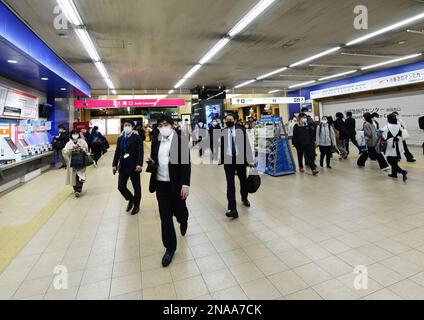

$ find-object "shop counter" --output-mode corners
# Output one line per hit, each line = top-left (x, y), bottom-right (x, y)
(0, 151), (54, 194)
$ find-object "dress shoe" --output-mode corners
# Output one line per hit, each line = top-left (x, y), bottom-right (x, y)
(180, 221), (188, 236)
(312, 169), (319, 176)
(226, 209), (239, 219)
(388, 174), (398, 179)
(299, 168), (305, 173)
(402, 171), (408, 182)
(131, 207), (140, 216)
(242, 199), (251, 207)
(126, 200), (134, 212)
(162, 251), (175, 268)
(327, 166), (332, 169)
(407, 159), (416, 163)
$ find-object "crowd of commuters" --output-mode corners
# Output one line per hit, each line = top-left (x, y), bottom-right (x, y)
(53, 109), (421, 268)
(291, 107), (417, 182)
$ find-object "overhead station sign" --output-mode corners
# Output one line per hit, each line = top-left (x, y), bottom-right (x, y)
(231, 97), (305, 105)
(310, 68), (424, 100)
(75, 98), (186, 109)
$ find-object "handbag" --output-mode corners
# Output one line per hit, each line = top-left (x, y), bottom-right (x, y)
(70, 152), (86, 168)
(146, 160), (157, 174)
(84, 154), (94, 167)
(247, 167), (261, 194)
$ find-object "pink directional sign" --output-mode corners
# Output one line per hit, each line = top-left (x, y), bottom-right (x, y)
(74, 99), (186, 109)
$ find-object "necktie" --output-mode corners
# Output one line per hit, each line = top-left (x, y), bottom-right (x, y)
(231, 131), (237, 156)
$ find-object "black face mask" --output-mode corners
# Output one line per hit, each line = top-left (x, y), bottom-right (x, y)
(226, 121), (235, 128)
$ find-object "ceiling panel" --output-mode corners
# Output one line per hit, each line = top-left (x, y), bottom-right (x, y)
(4, 0), (424, 93)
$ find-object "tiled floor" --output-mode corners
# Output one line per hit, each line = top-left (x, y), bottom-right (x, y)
(0, 144), (424, 300)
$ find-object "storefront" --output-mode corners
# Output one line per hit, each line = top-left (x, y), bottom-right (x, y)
(0, 2), (90, 193)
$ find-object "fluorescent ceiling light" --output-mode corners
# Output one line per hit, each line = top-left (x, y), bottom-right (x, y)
(228, 0), (276, 37)
(347, 12), (424, 46)
(41, 77), (49, 81)
(57, 0), (83, 26)
(174, 78), (187, 89)
(290, 47), (341, 68)
(183, 64), (202, 79)
(60, 88), (67, 91)
(95, 62), (109, 79)
(104, 78), (115, 90)
(234, 79), (256, 89)
(257, 67), (288, 80)
(268, 89), (280, 94)
(288, 80), (316, 89)
(7, 60), (18, 64)
(199, 38), (231, 65)
(75, 29), (101, 62)
(361, 53), (422, 71)
(318, 70), (358, 81)
(168, 90), (175, 95)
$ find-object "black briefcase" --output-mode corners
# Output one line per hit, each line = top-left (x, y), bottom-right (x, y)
(247, 168), (261, 194)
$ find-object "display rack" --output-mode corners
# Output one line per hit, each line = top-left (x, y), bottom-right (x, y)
(255, 116), (296, 177)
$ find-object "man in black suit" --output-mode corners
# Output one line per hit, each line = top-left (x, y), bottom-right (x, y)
(148, 115), (191, 267)
(113, 119), (144, 215)
(220, 114), (254, 219)
(345, 111), (359, 154)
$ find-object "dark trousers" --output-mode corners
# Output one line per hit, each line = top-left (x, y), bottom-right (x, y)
(387, 156), (405, 177)
(224, 163), (248, 211)
(118, 169), (142, 208)
(156, 181), (189, 252)
(296, 145), (317, 170)
(319, 146), (332, 167)
(357, 147), (389, 169)
(73, 176), (83, 193)
(346, 134), (359, 154)
(403, 141), (415, 161)
(91, 143), (103, 162)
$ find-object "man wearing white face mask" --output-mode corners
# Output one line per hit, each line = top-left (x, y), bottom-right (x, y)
(113, 119), (144, 215)
(147, 115), (191, 267)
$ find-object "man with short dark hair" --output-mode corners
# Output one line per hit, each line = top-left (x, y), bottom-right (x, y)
(345, 111), (359, 154)
(113, 119), (144, 215)
(53, 124), (70, 169)
(148, 115), (191, 267)
(220, 113), (254, 219)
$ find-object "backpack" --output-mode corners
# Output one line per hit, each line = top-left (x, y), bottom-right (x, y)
(419, 116), (424, 130)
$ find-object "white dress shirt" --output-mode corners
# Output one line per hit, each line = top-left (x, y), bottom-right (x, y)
(156, 132), (174, 182)
(226, 127), (239, 157)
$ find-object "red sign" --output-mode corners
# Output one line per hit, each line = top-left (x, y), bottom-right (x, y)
(74, 99), (186, 109)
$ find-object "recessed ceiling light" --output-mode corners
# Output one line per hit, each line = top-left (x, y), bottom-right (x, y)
(41, 77), (49, 81)
(7, 60), (18, 64)
(60, 88), (67, 91)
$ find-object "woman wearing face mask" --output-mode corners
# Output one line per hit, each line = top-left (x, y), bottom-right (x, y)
(316, 116), (337, 169)
(113, 120), (144, 215)
(292, 113), (319, 175)
(147, 115), (191, 267)
(63, 130), (89, 197)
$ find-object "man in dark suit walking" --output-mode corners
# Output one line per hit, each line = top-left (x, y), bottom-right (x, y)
(220, 114), (254, 220)
(148, 115), (191, 267)
(113, 119), (144, 216)
(345, 111), (359, 154)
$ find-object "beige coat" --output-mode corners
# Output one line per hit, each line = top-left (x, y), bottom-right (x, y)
(62, 138), (89, 186)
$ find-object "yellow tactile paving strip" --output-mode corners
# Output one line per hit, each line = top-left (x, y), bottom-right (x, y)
(0, 167), (94, 273)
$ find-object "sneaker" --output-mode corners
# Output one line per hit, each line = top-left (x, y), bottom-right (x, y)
(75, 192), (80, 198)
(312, 169), (319, 176)
(93, 161), (98, 168)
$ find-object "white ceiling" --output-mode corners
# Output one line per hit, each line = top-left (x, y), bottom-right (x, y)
(4, 0), (424, 94)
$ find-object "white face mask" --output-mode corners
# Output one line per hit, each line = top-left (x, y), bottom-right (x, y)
(72, 134), (79, 140)
(123, 126), (133, 135)
(322, 120), (328, 124)
(159, 126), (173, 138)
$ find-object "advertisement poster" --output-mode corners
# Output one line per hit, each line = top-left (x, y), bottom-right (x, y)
(321, 91), (424, 146)
(0, 86), (39, 120)
(202, 100), (224, 128)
